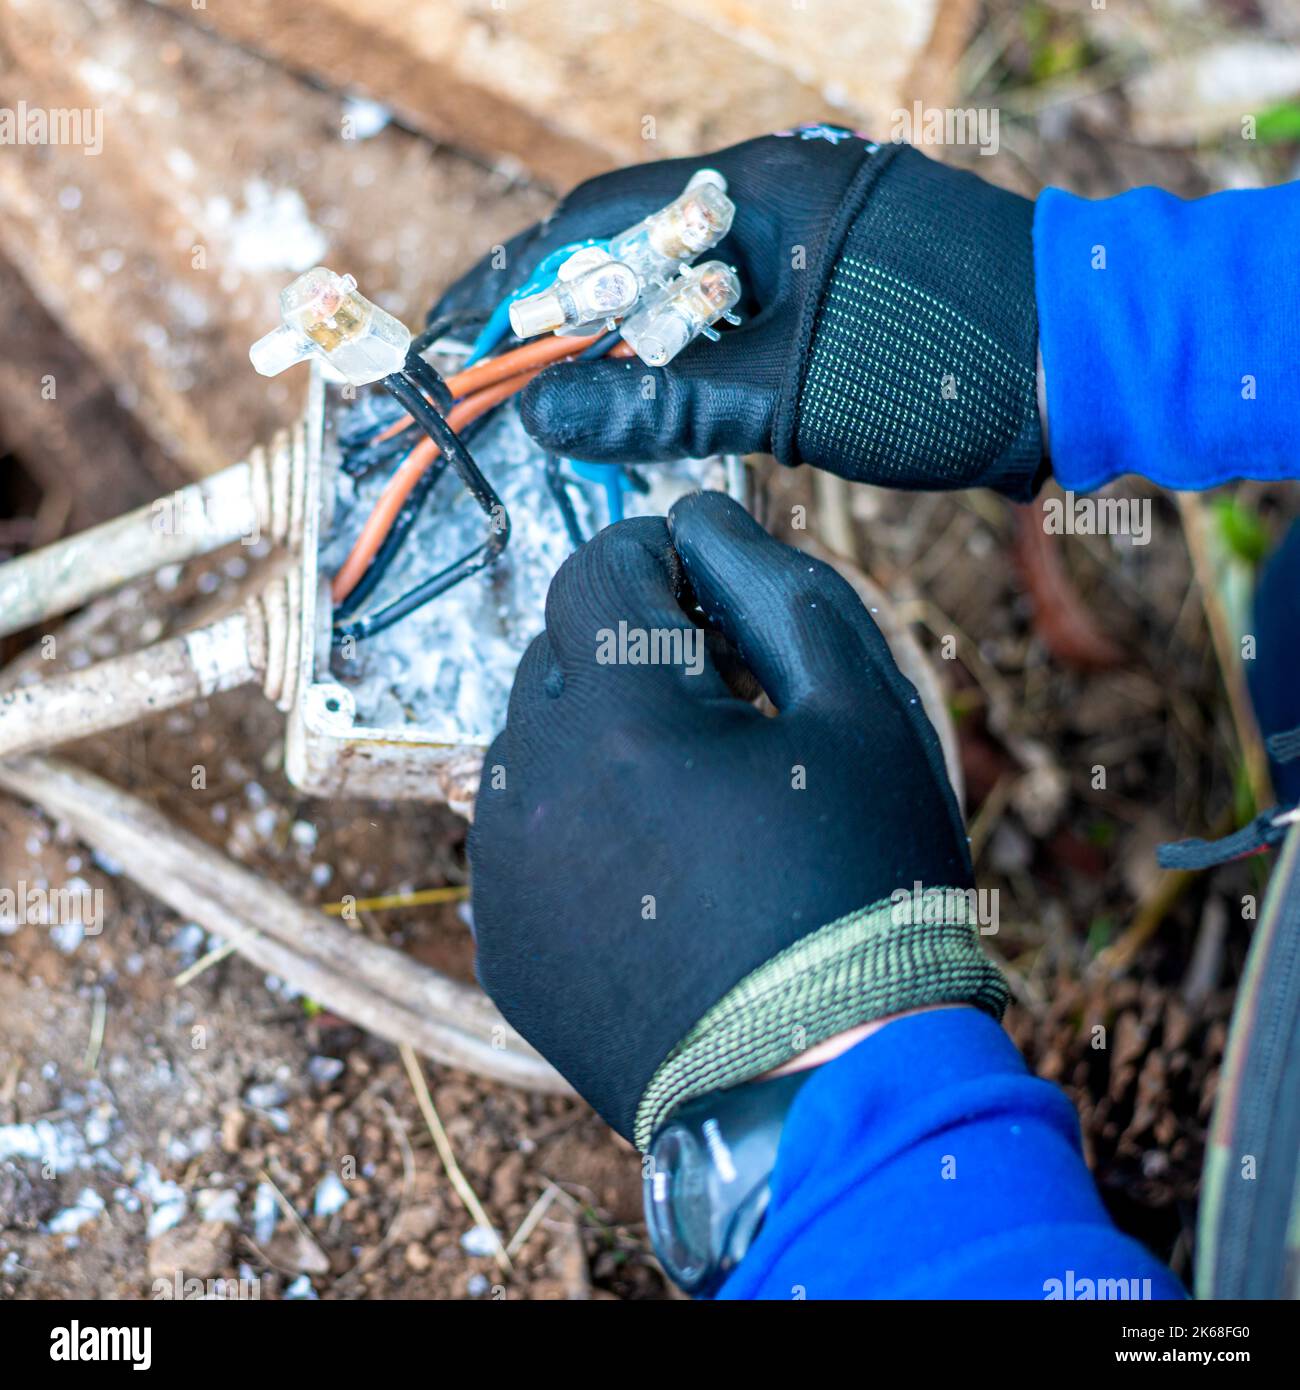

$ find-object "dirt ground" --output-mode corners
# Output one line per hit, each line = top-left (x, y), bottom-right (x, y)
(0, 639), (661, 1301)
(3, 0), (1299, 1299)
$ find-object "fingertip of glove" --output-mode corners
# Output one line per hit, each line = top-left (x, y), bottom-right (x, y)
(519, 359), (638, 456)
(543, 511), (689, 650)
(578, 514), (682, 595)
(597, 512), (673, 551)
(517, 369), (574, 452)
(667, 489), (765, 559)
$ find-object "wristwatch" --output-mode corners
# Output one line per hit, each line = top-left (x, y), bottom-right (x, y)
(643, 1068), (814, 1297)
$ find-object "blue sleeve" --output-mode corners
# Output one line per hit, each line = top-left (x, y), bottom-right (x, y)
(718, 1008), (1184, 1300)
(1033, 180), (1300, 495)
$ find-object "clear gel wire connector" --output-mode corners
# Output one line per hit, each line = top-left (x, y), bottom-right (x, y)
(606, 170), (735, 291)
(250, 267), (412, 386)
(619, 260), (741, 367)
(506, 171), (736, 344)
(508, 253), (641, 339)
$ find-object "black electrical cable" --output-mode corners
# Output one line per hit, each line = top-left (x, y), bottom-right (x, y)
(336, 341), (518, 620)
(404, 350), (455, 413)
(545, 454), (586, 551)
(333, 547), (496, 643)
(339, 331), (460, 478)
(401, 351), (461, 425)
(394, 356), (506, 523)
(340, 422), (421, 479)
(333, 307), (605, 640)
(335, 411), (496, 620)
(334, 455), (450, 620)
(333, 354), (510, 644)
(411, 309), (487, 361)
(578, 329), (622, 361)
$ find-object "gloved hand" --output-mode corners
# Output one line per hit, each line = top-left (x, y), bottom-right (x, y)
(433, 126), (1044, 499)
(469, 492), (1007, 1147)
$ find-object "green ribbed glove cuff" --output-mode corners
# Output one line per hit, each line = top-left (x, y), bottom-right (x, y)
(633, 890), (1008, 1150)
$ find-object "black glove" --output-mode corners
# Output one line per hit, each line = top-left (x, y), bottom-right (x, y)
(469, 492), (1007, 1146)
(434, 126), (1043, 499)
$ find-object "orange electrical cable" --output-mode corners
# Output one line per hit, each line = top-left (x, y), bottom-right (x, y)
(372, 333), (605, 444)
(331, 366), (544, 603)
(373, 333), (636, 442)
(448, 332), (607, 397)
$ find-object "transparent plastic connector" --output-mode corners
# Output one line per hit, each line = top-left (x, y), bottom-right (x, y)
(619, 260), (741, 367)
(250, 267), (412, 386)
(506, 171), (736, 344)
(509, 254), (640, 339)
(606, 170), (735, 291)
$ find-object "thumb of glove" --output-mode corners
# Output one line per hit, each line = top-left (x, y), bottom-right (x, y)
(519, 316), (791, 462)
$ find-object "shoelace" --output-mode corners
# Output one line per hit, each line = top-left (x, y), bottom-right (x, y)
(1156, 723), (1300, 870)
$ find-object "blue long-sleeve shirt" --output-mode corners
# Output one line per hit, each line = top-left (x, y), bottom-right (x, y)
(720, 1009), (1183, 1299)
(723, 178), (1300, 1298)
(1034, 178), (1300, 494)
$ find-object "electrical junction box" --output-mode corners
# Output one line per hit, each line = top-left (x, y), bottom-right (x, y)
(283, 363), (753, 815)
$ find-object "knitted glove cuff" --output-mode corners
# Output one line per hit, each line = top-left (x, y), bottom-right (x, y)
(633, 889), (1009, 1150)
(794, 143), (1045, 500)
